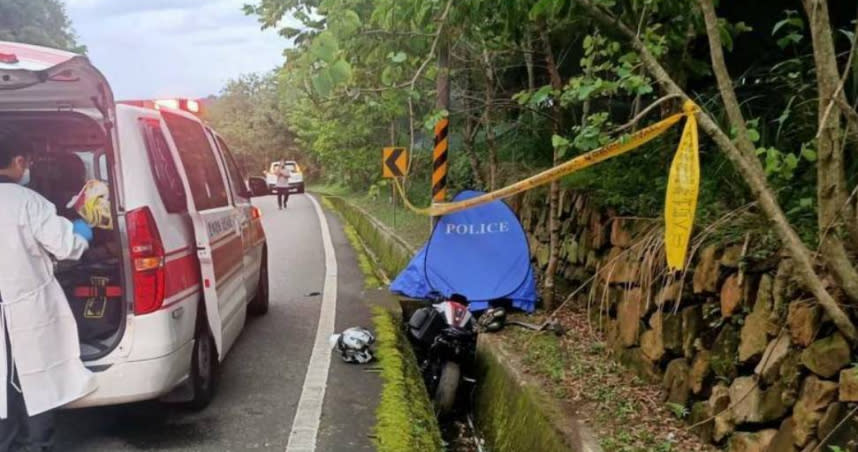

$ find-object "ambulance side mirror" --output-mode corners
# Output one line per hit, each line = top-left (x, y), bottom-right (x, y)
(248, 177), (269, 197)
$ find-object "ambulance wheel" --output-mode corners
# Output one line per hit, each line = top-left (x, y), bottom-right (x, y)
(434, 361), (460, 416)
(248, 248), (269, 316)
(188, 318), (218, 410)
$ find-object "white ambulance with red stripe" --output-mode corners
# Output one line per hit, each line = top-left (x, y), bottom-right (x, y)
(0, 41), (269, 409)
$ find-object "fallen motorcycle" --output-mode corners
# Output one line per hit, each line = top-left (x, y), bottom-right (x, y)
(406, 294), (476, 416)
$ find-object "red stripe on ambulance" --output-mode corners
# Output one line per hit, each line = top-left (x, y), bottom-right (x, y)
(212, 236), (244, 282)
(164, 252), (201, 299)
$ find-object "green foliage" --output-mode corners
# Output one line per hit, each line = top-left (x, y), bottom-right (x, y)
(0, 0), (85, 52)
(570, 113), (612, 153)
(772, 10), (805, 49)
(204, 72), (298, 176)
(239, 0), (858, 256)
(243, 0), (445, 189)
(718, 19), (753, 52)
(665, 402), (689, 419)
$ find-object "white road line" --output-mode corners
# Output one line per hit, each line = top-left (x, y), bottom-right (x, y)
(286, 195), (338, 452)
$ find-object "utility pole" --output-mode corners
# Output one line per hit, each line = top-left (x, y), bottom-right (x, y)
(432, 38), (451, 228)
(390, 121), (397, 228)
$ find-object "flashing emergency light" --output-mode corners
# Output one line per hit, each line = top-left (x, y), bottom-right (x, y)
(154, 99), (181, 110)
(118, 98), (204, 115)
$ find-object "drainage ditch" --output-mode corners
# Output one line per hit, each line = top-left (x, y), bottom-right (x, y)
(397, 299), (485, 452)
(325, 195), (592, 452)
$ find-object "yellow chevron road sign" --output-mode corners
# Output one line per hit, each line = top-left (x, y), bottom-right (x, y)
(382, 147), (408, 178)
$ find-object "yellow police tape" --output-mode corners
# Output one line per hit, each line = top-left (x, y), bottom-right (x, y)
(393, 100), (700, 270)
(664, 102), (700, 271)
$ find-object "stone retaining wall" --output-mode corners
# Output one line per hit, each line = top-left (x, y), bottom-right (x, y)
(517, 188), (858, 452)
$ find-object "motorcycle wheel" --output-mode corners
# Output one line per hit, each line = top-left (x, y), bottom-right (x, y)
(434, 361), (460, 416)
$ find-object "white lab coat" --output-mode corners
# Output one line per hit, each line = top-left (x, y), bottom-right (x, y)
(0, 183), (96, 417)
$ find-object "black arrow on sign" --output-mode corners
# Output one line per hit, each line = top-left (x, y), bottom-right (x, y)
(385, 148), (404, 177)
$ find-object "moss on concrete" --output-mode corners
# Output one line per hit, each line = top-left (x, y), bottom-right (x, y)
(328, 194), (582, 451)
(324, 196), (414, 277)
(372, 307), (444, 452)
(475, 336), (582, 452)
(322, 196), (386, 287)
(342, 223), (382, 288)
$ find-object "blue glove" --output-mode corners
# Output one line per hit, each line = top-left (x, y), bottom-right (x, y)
(72, 219), (93, 243)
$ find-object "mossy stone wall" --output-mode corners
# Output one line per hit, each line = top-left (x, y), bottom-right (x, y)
(518, 188), (858, 452)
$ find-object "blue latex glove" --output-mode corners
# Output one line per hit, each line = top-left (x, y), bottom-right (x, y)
(72, 219), (93, 242)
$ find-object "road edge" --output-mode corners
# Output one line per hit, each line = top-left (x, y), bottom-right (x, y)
(285, 194), (338, 452)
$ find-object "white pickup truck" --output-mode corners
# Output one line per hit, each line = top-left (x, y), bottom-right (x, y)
(265, 160), (304, 194)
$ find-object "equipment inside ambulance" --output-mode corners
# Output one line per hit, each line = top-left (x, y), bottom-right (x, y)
(0, 41), (269, 410)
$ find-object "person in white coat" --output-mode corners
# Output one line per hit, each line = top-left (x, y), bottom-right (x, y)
(0, 135), (97, 451)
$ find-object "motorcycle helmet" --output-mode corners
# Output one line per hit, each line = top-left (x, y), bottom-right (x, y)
(477, 307), (507, 333)
(330, 327), (376, 364)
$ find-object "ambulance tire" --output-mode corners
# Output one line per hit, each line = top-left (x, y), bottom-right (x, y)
(248, 248), (269, 316)
(188, 311), (219, 411)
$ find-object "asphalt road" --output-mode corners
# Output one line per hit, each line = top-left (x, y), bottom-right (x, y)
(55, 194), (384, 451)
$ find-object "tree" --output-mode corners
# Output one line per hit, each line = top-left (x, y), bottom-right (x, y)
(205, 72), (298, 176)
(242, 0), (858, 337)
(0, 0), (85, 52)
(567, 0), (857, 339)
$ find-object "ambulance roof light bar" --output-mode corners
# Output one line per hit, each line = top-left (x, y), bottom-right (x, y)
(118, 98), (202, 115)
(154, 99), (181, 111)
(185, 99), (200, 113)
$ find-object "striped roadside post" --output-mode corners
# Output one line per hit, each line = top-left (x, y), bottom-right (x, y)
(433, 118), (449, 203)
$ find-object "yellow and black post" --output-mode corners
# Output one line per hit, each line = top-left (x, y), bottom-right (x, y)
(432, 118), (449, 203)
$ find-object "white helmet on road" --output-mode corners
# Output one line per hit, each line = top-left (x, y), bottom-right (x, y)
(329, 327), (375, 364)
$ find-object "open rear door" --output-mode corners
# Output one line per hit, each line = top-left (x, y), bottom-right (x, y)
(0, 42), (115, 113)
(0, 41), (121, 198)
(160, 109), (247, 358)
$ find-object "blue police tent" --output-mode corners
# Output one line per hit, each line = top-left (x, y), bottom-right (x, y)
(390, 190), (538, 312)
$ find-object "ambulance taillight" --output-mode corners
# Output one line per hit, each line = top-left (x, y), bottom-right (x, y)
(128, 206), (166, 315)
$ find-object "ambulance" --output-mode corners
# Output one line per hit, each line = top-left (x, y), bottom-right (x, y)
(0, 41), (270, 409)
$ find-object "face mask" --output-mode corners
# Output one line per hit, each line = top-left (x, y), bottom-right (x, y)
(18, 168), (30, 186)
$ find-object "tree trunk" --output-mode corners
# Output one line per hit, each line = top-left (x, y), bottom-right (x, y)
(540, 27), (564, 311)
(572, 0), (857, 340)
(436, 40), (451, 112)
(802, 0), (858, 302)
(405, 96), (416, 189)
(524, 29), (537, 124)
(482, 47), (499, 190)
(525, 31), (536, 92)
(462, 75), (485, 188)
(389, 120), (396, 206)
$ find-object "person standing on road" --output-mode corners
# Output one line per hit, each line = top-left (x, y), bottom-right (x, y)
(0, 135), (97, 452)
(275, 161), (292, 210)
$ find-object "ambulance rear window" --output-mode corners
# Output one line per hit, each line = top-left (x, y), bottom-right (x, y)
(162, 111), (228, 211)
(140, 118), (187, 213)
